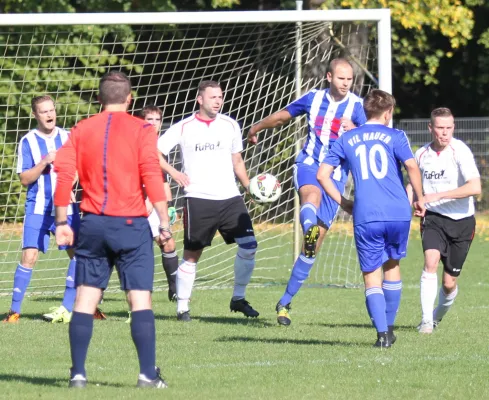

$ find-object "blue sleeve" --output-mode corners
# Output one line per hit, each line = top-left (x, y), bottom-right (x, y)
(17, 139), (34, 173)
(393, 131), (414, 163)
(285, 91), (312, 118)
(324, 135), (346, 167)
(352, 101), (367, 126)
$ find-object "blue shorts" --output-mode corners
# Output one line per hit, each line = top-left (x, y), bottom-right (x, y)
(354, 221), (411, 273)
(22, 205), (80, 253)
(74, 213), (154, 291)
(293, 163), (346, 228)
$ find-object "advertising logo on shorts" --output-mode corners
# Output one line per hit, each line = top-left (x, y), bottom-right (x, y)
(314, 116), (341, 148)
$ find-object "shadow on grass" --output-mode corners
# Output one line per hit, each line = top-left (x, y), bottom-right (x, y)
(0, 374), (125, 388)
(193, 315), (275, 327)
(215, 336), (369, 347)
(314, 322), (414, 331)
(30, 296), (123, 303)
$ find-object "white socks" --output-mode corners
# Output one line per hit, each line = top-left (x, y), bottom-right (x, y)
(420, 271), (438, 323)
(232, 246), (256, 300)
(176, 260), (196, 313)
(434, 285), (458, 322)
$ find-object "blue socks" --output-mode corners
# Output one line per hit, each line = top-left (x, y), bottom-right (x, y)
(383, 280), (402, 327)
(62, 258), (77, 312)
(69, 311), (94, 378)
(131, 309), (157, 379)
(365, 287), (387, 333)
(278, 203), (318, 306)
(300, 203), (317, 233)
(280, 254), (315, 305)
(11, 264), (33, 313)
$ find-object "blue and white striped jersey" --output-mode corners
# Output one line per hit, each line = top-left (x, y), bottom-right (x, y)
(286, 89), (366, 182)
(16, 127), (73, 215)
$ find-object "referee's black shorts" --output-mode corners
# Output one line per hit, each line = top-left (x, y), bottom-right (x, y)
(183, 196), (254, 251)
(75, 213), (154, 291)
(421, 210), (475, 277)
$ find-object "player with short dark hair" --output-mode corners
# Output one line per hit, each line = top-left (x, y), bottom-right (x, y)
(3, 95), (81, 324)
(54, 70), (171, 388)
(248, 58), (367, 326)
(318, 89), (425, 347)
(413, 107), (481, 334)
(158, 80), (259, 322)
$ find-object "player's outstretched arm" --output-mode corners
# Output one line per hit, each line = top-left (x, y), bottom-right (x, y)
(317, 163), (353, 214)
(19, 150), (56, 187)
(424, 177), (481, 204)
(248, 109), (292, 145)
(404, 158), (425, 217)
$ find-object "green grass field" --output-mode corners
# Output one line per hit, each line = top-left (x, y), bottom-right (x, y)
(0, 233), (488, 399)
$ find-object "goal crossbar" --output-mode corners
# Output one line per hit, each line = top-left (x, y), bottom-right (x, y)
(1, 10), (390, 25)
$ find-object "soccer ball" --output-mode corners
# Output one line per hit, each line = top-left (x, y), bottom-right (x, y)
(249, 173), (282, 203)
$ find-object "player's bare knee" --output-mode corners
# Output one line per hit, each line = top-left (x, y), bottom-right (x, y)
(127, 290), (152, 312)
(442, 274), (458, 293)
(423, 250), (440, 273)
(299, 185), (321, 207)
(162, 238), (176, 253)
(21, 249), (39, 268)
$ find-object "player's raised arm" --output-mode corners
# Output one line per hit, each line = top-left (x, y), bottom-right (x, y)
(17, 139), (56, 187)
(248, 109), (293, 145)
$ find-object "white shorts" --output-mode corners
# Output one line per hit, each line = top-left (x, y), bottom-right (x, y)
(148, 209), (160, 238)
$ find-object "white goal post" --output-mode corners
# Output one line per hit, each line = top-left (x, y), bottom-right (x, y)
(0, 9), (391, 295)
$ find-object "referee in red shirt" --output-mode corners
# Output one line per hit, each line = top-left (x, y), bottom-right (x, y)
(54, 71), (171, 389)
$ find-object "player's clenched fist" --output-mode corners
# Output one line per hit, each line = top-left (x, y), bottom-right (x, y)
(55, 225), (74, 246)
(247, 127), (258, 145)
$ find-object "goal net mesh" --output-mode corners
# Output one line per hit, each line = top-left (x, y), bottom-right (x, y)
(0, 19), (379, 295)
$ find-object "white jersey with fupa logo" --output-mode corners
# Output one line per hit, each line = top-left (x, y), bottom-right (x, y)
(415, 138), (480, 220)
(158, 113), (242, 200)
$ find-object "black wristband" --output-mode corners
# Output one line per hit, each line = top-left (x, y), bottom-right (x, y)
(167, 200), (174, 207)
(55, 220), (68, 227)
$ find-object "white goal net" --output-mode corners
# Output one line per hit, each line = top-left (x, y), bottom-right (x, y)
(0, 11), (391, 295)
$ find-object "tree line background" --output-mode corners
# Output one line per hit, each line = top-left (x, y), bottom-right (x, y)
(0, 0), (488, 219)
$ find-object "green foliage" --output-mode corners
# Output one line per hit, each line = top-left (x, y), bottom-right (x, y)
(320, 0), (479, 86)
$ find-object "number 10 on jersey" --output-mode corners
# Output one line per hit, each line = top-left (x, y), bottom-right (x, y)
(355, 144), (388, 180)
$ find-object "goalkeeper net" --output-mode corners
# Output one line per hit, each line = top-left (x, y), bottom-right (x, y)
(0, 11), (390, 295)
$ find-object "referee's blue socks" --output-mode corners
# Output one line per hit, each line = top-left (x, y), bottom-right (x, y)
(69, 311), (94, 378)
(131, 309), (157, 379)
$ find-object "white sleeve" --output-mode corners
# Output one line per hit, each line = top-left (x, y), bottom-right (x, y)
(231, 120), (243, 154)
(158, 124), (180, 156)
(457, 144), (480, 181)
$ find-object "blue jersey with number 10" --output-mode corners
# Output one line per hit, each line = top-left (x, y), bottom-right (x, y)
(324, 123), (413, 225)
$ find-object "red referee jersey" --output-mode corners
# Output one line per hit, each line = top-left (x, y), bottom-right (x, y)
(54, 111), (166, 217)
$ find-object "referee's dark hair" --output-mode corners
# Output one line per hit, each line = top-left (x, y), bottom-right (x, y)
(99, 71), (132, 106)
(363, 89), (396, 120)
